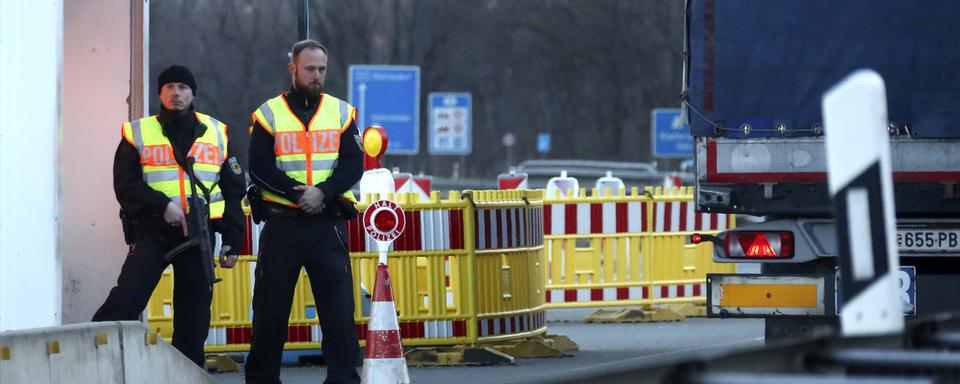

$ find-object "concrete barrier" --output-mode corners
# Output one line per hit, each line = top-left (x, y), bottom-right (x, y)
(0, 321), (215, 384)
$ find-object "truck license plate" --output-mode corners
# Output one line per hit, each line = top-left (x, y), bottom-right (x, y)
(836, 266), (916, 316)
(897, 230), (960, 253)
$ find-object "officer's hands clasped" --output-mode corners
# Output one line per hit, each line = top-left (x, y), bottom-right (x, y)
(294, 185), (325, 214)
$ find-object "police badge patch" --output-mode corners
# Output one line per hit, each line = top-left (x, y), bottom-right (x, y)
(354, 135), (364, 151)
(228, 157), (242, 175)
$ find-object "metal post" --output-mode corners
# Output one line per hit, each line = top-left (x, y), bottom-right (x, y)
(298, 0), (310, 40)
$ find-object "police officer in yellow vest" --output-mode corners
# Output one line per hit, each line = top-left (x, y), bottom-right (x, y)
(245, 40), (363, 384)
(93, 65), (246, 367)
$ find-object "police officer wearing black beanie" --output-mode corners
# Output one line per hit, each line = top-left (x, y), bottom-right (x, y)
(92, 65), (246, 367)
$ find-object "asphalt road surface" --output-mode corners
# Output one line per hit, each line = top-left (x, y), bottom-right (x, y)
(212, 308), (764, 384)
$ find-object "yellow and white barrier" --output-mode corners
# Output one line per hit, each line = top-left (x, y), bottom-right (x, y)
(543, 186), (736, 308)
(147, 190), (547, 352)
(145, 186), (732, 352)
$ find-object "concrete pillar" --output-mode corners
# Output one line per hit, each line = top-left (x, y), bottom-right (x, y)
(0, 0), (64, 330)
(61, 0), (148, 323)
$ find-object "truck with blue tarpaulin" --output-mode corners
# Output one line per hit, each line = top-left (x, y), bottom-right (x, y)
(685, 0), (960, 339)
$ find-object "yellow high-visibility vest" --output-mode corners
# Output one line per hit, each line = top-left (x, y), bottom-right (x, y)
(251, 93), (357, 207)
(121, 112), (227, 218)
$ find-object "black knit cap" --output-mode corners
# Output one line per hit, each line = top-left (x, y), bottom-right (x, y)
(157, 65), (197, 96)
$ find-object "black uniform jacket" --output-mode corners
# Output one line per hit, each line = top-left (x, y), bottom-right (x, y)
(113, 105), (245, 254)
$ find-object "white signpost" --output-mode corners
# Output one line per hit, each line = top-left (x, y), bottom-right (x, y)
(360, 199), (410, 383)
(823, 70), (903, 337)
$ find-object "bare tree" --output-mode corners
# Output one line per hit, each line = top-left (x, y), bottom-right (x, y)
(150, 0), (686, 177)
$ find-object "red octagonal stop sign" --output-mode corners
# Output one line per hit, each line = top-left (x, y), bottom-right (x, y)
(363, 199), (405, 242)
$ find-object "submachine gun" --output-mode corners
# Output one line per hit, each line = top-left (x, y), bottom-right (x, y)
(163, 156), (221, 289)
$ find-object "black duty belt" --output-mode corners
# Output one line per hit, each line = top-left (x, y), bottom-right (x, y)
(265, 205), (315, 219)
(263, 200), (358, 221)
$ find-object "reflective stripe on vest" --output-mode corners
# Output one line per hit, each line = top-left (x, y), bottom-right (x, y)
(252, 93), (357, 207)
(255, 104), (276, 135)
(338, 99), (351, 130)
(143, 169), (220, 184)
(122, 112), (228, 218)
(170, 192), (224, 205)
(275, 159), (338, 172)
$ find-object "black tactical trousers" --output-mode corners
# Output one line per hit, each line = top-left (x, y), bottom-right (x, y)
(244, 215), (361, 384)
(92, 225), (212, 367)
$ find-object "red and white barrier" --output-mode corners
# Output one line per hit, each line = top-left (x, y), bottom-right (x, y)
(205, 317), (471, 348)
(545, 283), (707, 304)
(473, 207), (544, 250)
(652, 201), (729, 232)
(543, 201), (729, 235)
(498, 170), (529, 190)
(240, 215), (265, 256)
(394, 173), (431, 201)
(478, 310), (546, 338)
(544, 202), (647, 235)
(346, 209), (467, 253)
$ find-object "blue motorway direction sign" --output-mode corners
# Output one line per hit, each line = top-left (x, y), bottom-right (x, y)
(428, 92), (472, 155)
(348, 65), (420, 154)
(651, 108), (693, 158)
(537, 133), (551, 154)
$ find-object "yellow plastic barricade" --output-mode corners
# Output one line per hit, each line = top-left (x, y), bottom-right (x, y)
(347, 192), (475, 349)
(543, 186), (735, 309)
(146, 190), (547, 352)
(645, 186), (736, 304)
(467, 190), (547, 342)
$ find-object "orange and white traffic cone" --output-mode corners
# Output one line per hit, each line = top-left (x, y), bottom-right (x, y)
(360, 264), (410, 384)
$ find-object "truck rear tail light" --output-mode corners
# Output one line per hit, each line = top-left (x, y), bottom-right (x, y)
(724, 231), (794, 259)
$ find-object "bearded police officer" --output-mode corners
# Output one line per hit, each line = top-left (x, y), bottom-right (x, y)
(93, 65), (246, 367)
(245, 40), (363, 384)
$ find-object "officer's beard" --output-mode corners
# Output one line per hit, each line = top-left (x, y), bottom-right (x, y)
(295, 78), (323, 100)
